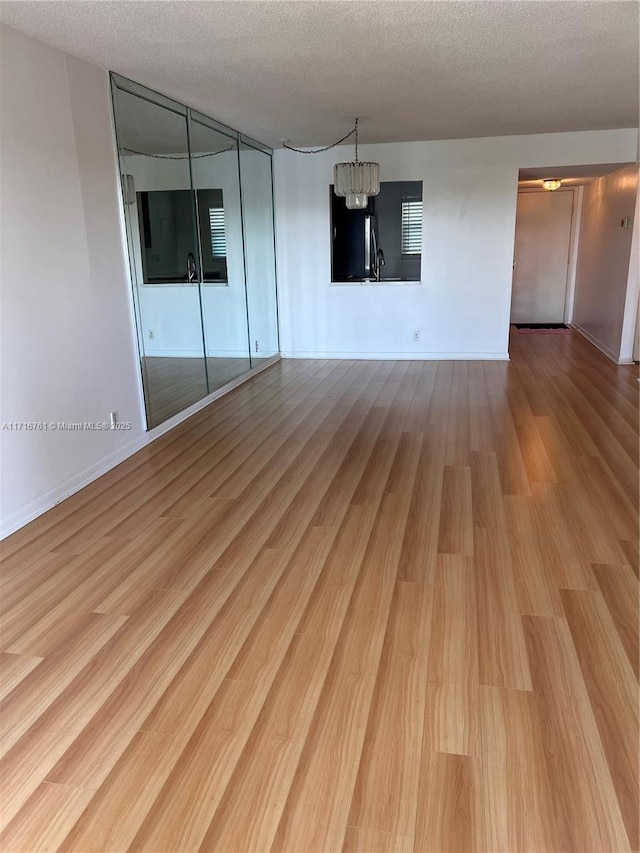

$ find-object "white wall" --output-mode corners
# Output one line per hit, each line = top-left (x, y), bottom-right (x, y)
(0, 24), (148, 536)
(273, 130), (638, 359)
(572, 164), (638, 362)
(619, 169), (640, 362)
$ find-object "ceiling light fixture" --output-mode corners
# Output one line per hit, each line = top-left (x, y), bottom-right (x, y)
(542, 178), (562, 191)
(333, 119), (380, 209)
(282, 118), (380, 209)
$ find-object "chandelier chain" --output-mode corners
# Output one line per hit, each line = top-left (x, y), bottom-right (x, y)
(281, 119), (359, 154)
(119, 146), (232, 160)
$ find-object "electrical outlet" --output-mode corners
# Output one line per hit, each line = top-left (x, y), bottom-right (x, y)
(148, 330), (155, 339)
(109, 410), (119, 428)
(255, 340), (260, 352)
(412, 330), (420, 342)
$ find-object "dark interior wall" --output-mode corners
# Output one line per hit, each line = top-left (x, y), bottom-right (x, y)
(137, 188), (227, 282)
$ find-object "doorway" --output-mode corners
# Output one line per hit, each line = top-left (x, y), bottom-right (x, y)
(511, 189), (575, 325)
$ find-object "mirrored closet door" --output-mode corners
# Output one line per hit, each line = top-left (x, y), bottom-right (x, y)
(111, 75), (279, 429)
(112, 83), (209, 427)
(190, 114), (251, 392)
(240, 139), (279, 363)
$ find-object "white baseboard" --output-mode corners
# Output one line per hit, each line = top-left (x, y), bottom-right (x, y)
(1, 354), (281, 540)
(281, 350), (510, 361)
(571, 324), (623, 363)
(0, 433), (148, 540)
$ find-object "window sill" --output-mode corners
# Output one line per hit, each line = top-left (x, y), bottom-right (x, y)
(140, 281), (230, 288)
(330, 280), (422, 287)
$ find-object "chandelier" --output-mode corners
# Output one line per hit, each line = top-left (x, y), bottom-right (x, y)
(283, 118), (380, 209)
(334, 119), (380, 209)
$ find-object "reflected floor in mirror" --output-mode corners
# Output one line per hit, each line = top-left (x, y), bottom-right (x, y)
(143, 357), (251, 426)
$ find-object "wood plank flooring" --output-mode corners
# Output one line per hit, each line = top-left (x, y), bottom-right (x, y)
(1, 329), (638, 852)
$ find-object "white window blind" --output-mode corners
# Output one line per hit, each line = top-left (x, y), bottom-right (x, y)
(401, 199), (423, 255)
(209, 207), (226, 257)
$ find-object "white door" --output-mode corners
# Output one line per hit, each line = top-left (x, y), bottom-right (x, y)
(511, 190), (574, 324)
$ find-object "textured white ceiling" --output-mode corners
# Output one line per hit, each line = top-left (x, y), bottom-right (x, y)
(1, 1), (638, 149)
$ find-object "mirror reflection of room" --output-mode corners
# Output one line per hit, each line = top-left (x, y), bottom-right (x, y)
(239, 142), (280, 360)
(190, 116), (252, 390)
(136, 189), (228, 283)
(331, 180), (423, 283)
(111, 77), (280, 430)
(114, 85), (209, 426)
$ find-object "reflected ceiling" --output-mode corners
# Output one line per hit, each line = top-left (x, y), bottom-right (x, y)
(113, 87), (235, 156)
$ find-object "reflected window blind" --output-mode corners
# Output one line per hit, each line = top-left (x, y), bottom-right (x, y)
(401, 199), (423, 255)
(209, 208), (226, 257)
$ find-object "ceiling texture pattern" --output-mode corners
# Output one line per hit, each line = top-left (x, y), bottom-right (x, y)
(1, 0), (638, 148)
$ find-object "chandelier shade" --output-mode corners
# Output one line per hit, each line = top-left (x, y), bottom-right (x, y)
(334, 161), (381, 209)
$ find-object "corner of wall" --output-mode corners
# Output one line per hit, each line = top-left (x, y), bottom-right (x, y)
(619, 165), (640, 361)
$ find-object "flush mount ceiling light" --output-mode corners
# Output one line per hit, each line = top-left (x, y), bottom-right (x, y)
(283, 118), (380, 209)
(542, 178), (562, 191)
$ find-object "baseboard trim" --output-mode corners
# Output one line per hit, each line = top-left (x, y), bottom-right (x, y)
(0, 434), (148, 540)
(0, 354), (281, 540)
(281, 350), (510, 361)
(570, 324), (623, 363)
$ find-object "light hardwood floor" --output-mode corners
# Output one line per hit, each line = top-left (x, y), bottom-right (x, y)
(1, 329), (638, 852)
